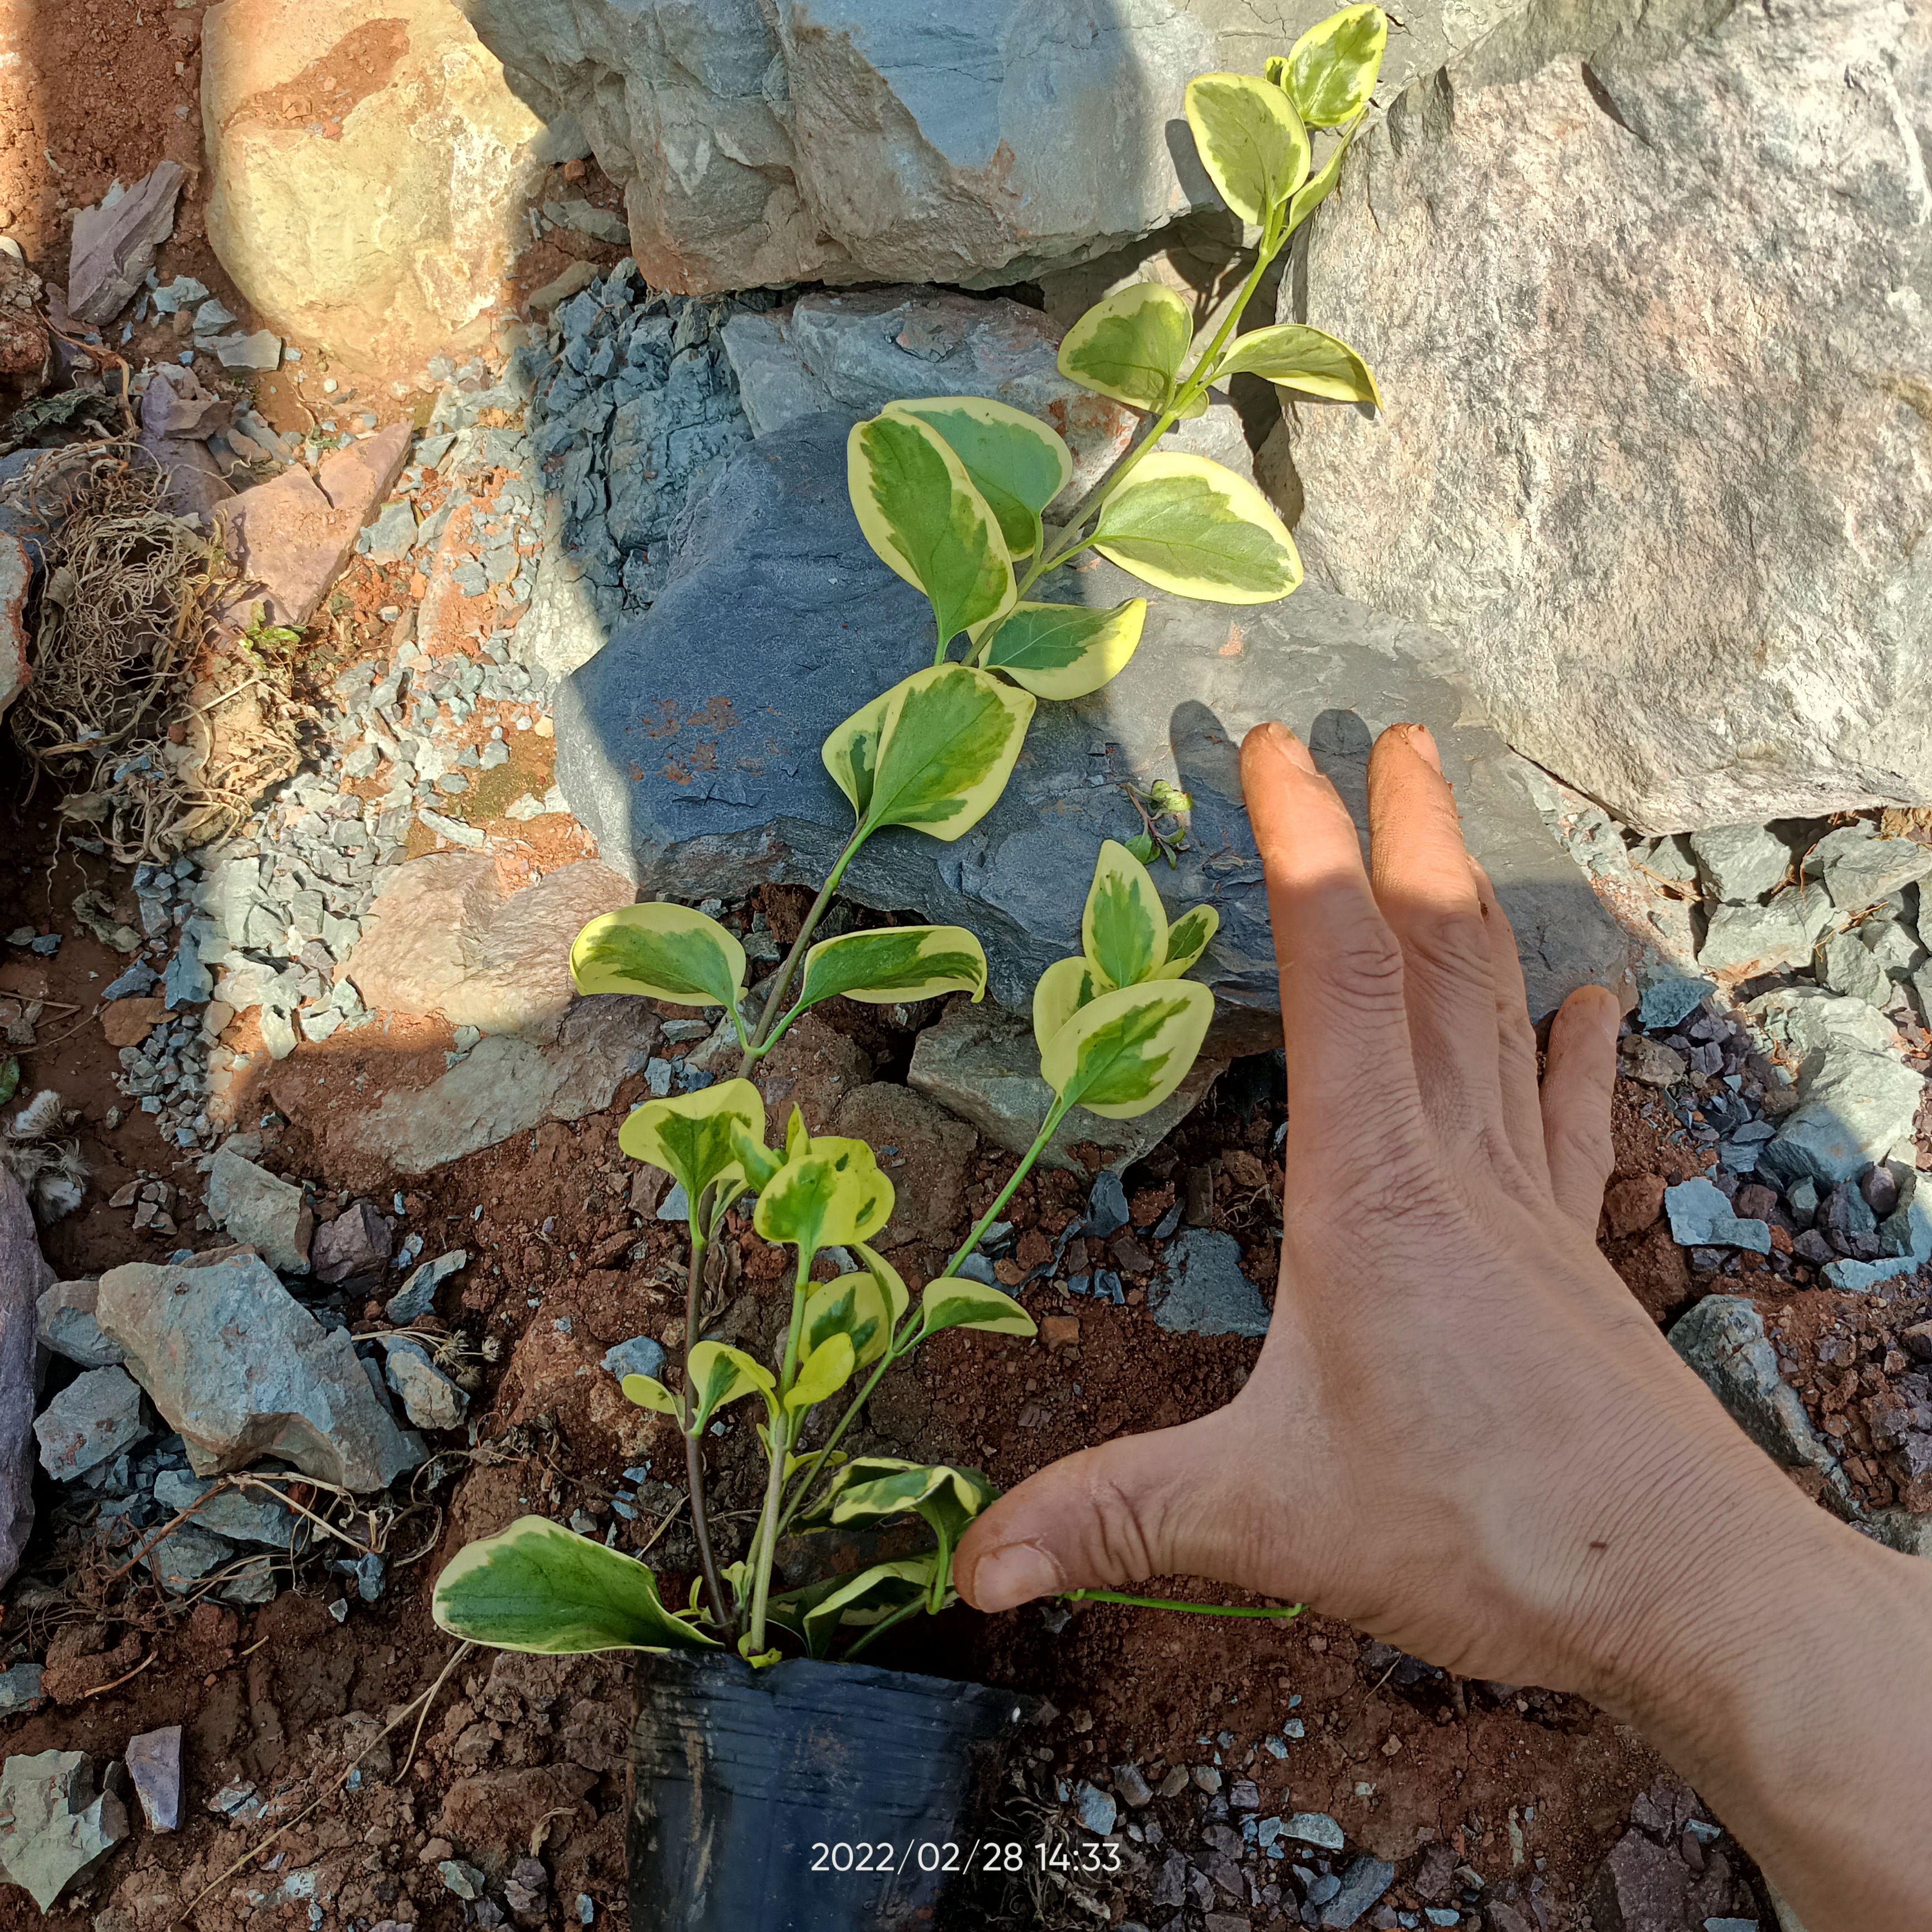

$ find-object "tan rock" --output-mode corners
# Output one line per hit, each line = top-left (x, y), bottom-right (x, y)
(203, 0), (548, 374)
(830, 1082), (976, 1251)
(344, 853), (634, 1040)
(1, 532), (27, 724)
(754, 1012), (872, 1137)
(100, 998), (168, 1049)
(214, 424), (411, 630)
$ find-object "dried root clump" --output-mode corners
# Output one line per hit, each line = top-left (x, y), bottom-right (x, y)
(2, 1088), (88, 1224)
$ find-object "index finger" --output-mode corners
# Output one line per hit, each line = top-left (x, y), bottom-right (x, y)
(1239, 721), (1416, 1118)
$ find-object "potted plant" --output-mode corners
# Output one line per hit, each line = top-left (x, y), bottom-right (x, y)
(431, 16), (1388, 1926)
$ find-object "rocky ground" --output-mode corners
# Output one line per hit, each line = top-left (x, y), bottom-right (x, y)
(0, 2), (1928, 1931)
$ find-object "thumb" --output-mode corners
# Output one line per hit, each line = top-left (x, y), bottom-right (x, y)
(955, 1412), (1256, 1614)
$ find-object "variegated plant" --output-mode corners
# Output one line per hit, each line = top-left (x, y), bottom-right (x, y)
(433, 10), (1384, 1668)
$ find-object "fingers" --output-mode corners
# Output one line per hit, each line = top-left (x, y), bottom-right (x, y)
(1541, 985), (1621, 1230)
(1365, 727), (1505, 1147)
(1240, 723), (1415, 1126)
(1470, 860), (1551, 1192)
(955, 1414), (1263, 1614)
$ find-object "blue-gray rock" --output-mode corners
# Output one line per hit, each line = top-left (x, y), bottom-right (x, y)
(385, 1248), (467, 1325)
(1668, 1296), (1848, 1500)
(1821, 1255), (1923, 1292)
(153, 1469), (298, 1546)
(163, 928), (212, 1006)
(556, 418), (1624, 1054)
(205, 1147), (313, 1275)
(381, 1339), (468, 1431)
(1637, 974), (1715, 1031)
(1, 1170), (51, 1587)
(1696, 889), (1813, 976)
(1074, 1783), (1117, 1838)
(0, 1663), (44, 1717)
(1320, 1854), (1395, 1928)
(602, 1336), (666, 1382)
(1661, 1178), (1771, 1255)
(102, 959), (160, 1000)
(125, 1725), (182, 1832)
(1282, 1811), (1345, 1852)
(1814, 927), (1892, 1007)
(33, 1366), (146, 1481)
(1688, 825), (1792, 904)
(0, 1750), (129, 1911)
(1150, 1229), (1270, 1338)
(1083, 1172), (1130, 1240)
(1806, 825), (1932, 914)
(1757, 1047), (1925, 1188)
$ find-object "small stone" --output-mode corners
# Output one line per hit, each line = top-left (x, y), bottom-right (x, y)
(1154, 1766), (1190, 1800)
(1806, 824), (1932, 913)
(0, 1665), (44, 1717)
(152, 1469), (298, 1545)
(1190, 1765), (1221, 1793)
(1618, 1035), (1687, 1087)
(1688, 825), (1791, 903)
(601, 1336), (666, 1382)
(0, 1750), (129, 1910)
(1074, 1783), (1117, 1836)
(1731, 1183), (1778, 1222)
(143, 1522), (239, 1595)
(101, 997), (169, 1049)
(125, 1725), (182, 1831)
(1757, 1046), (1926, 1187)
(385, 1248), (466, 1325)
(205, 1147), (314, 1274)
(1663, 1177), (1770, 1253)
(1151, 1229), (1271, 1337)
(1114, 1763), (1153, 1808)
(208, 329), (282, 371)
(381, 1339), (468, 1430)
(1040, 1315), (1080, 1348)
(33, 1366), (145, 1479)
(439, 1858), (487, 1901)
(1815, 928), (1891, 1007)
(311, 1200), (393, 1285)
(1697, 891), (1812, 976)
(1636, 976), (1715, 1030)
(1320, 1855), (1395, 1928)
(1085, 1171), (1130, 1238)
(36, 1280), (126, 1369)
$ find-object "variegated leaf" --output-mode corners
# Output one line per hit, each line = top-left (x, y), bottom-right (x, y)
(1055, 282), (1195, 413)
(1092, 452), (1303, 605)
(570, 901), (746, 1008)
(979, 599), (1147, 701)
(1039, 979), (1215, 1120)
(1184, 72), (1310, 223)
(886, 397), (1072, 558)
(1082, 837), (1170, 989)
(797, 925), (987, 1010)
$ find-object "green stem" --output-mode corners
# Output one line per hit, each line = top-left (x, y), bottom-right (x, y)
(1059, 1589), (1304, 1620)
(742, 827), (868, 1068)
(937, 1094), (1072, 1284)
(745, 1413), (792, 1656)
(679, 1215), (738, 1647)
(842, 1593), (927, 1661)
(775, 1347), (897, 1537)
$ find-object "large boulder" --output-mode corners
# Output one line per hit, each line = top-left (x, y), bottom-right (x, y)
(0, 1170), (50, 1588)
(1280, 0), (1932, 832)
(202, 0), (551, 375)
(555, 415), (1625, 1050)
(457, 0), (1535, 297)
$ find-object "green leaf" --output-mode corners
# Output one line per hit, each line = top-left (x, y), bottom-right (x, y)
(804, 1271), (894, 1370)
(571, 901), (746, 1008)
(853, 1243), (912, 1332)
(1055, 282), (1195, 414)
(786, 1332), (856, 1415)
(859, 664), (1036, 843)
(885, 397), (1072, 559)
(822, 687), (893, 823)
(1082, 838), (1169, 989)
(1218, 323), (1380, 406)
(0, 1056), (16, 1106)
(1184, 72), (1310, 223)
(798, 1559), (940, 1658)
(1032, 954), (1106, 1055)
(1280, 4), (1387, 126)
(752, 1133), (894, 1257)
(1285, 123), (1353, 234)
(920, 1278), (1038, 1339)
(821, 1457), (997, 1532)
(617, 1078), (765, 1211)
(1092, 452), (1303, 605)
(847, 411), (1015, 647)
(796, 925), (987, 1011)
(688, 1340), (777, 1433)
(1039, 979), (1215, 1120)
(979, 599), (1147, 701)
(431, 1517), (719, 1655)
(1156, 903), (1220, 978)
(621, 1375), (683, 1420)
(1124, 833), (1158, 865)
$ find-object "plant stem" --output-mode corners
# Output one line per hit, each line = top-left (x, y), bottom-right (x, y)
(680, 1215), (738, 1647)
(1059, 1589), (1304, 1620)
(843, 1594), (928, 1661)
(774, 1349), (894, 1537)
(937, 1095), (1072, 1284)
(746, 1251), (814, 1656)
(742, 827), (868, 1067)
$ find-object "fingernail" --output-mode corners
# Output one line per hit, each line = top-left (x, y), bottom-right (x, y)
(1399, 723), (1442, 774)
(1256, 720), (1315, 773)
(969, 1543), (1062, 1613)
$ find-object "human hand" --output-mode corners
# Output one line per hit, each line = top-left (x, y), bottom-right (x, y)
(955, 719), (1821, 1701)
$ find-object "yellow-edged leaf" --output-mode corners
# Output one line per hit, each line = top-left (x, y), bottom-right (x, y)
(688, 1340), (777, 1432)
(432, 1517), (718, 1654)
(847, 412), (1014, 646)
(621, 1374), (683, 1419)
(571, 901), (746, 1008)
(1082, 838), (1169, 989)
(1184, 72), (1310, 223)
(1040, 979), (1215, 1120)
(804, 1271), (894, 1370)
(1032, 953), (1106, 1055)
(1091, 451), (1302, 604)
(1055, 282), (1194, 413)
(752, 1134), (894, 1256)
(853, 1243), (911, 1331)
(885, 397), (1072, 558)
(822, 686), (893, 823)
(785, 1332), (856, 1414)
(919, 1278), (1038, 1339)
(1280, 4), (1387, 126)
(978, 599), (1146, 701)
(1156, 903), (1220, 978)
(1285, 122), (1354, 234)
(860, 664), (1036, 842)
(796, 925), (987, 1010)
(618, 1078), (765, 1210)
(1218, 323), (1379, 406)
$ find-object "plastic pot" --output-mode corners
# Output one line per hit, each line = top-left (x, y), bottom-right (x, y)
(627, 1649), (1036, 1931)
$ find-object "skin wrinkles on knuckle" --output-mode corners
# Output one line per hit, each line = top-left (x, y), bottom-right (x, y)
(1084, 1469), (1168, 1585)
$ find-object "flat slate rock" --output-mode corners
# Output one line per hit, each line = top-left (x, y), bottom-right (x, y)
(557, 416), (1625, 1051)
